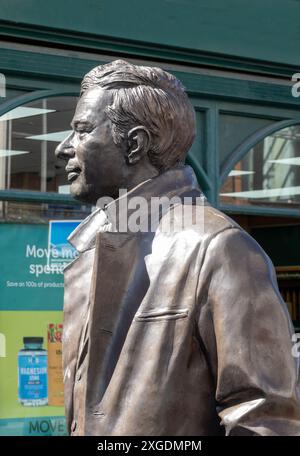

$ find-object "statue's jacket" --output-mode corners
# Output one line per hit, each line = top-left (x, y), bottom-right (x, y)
(62, 165), (300, 436)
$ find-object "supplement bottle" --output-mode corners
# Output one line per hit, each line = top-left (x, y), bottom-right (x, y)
(18, 337), (48, 406)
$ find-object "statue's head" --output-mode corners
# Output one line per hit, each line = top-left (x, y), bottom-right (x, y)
(55, 60), (196, 203)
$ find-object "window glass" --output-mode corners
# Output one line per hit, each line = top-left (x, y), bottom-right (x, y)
(220, 125), (300, 210)
(0, 96), (76, 194)
(0, 96), (91, 221)
(0, 200), (90, 224)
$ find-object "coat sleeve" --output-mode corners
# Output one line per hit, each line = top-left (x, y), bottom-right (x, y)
(197, 226), (300, 436)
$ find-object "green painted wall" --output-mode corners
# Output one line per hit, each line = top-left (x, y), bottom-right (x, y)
(0, 0), (299, 67)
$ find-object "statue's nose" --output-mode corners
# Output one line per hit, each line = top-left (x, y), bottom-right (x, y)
(55, 132), (75, 160)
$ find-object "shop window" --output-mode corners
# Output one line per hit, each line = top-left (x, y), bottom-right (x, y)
(220, 124), (300, 210)
(0, 96), (77, 193)
(219, 113), (274, 166)
(0, 95), (91, 222)
(0, 95), (88, 435)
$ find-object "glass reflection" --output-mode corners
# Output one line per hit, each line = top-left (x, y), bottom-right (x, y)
(0, 97), (76, 193)
(220, 125), (300, 209)
(0, 96), (92, 222)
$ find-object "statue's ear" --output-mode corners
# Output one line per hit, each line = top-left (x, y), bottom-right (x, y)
(127, 126), (151, 165)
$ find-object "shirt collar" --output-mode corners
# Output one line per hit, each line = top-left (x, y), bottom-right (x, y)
(68, 164), (201, 252)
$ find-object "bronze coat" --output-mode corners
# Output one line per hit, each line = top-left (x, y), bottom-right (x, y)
(62, 166), (300, 436)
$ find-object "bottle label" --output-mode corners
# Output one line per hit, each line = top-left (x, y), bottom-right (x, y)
(48, 323), (64, 406)
(18, 352), (48, 401)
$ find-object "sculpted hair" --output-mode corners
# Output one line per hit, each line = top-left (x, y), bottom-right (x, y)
(80, 60), (196, 171)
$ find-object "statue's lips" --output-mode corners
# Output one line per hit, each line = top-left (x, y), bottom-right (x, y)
(66, 168), (81, 182)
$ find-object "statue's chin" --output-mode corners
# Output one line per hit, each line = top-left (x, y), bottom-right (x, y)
(69, 182), (97, 205)
(70, 179), (119, 205)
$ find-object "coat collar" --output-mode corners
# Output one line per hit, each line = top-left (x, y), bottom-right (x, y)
(68, 164), (201, 253)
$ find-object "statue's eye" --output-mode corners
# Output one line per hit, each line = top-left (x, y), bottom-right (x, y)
(74, 123), (93, 135)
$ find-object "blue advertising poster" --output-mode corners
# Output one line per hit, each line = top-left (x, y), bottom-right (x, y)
(0, 220), (81, 436)
(47, 220), (80, 267)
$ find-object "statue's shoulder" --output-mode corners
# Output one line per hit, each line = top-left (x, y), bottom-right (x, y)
(161, 199), (241, 240)
(201, 203), (241, 237)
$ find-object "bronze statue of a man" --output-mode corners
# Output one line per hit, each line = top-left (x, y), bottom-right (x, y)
(56, 60), (300, 436)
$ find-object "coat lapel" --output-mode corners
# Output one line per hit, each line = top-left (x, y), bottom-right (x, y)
(85, 230), (154, 415)
(62, 249), (95, 429)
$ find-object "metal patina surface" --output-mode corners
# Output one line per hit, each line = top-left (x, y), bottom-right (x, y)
(56, 60), (300, 436)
